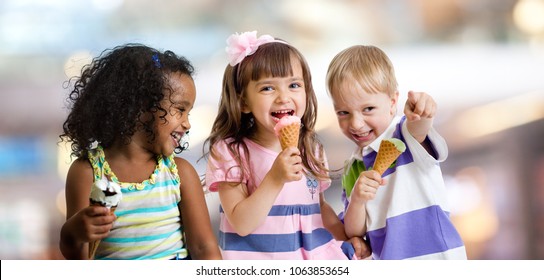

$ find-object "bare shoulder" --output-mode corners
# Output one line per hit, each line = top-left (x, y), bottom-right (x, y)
(173, 157), (200, 185)
(68, 157), (93, 174)
(66, 158), (93, 183)
(65, 158), (94, 218)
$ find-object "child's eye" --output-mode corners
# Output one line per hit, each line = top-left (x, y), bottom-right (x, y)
(363, 107), (375, 113)
(336, 111), (348, 116)
(260, 86), (273, 92)
(289, 82), (302, 89)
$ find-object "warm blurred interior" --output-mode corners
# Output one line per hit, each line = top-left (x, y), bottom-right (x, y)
(1, 0), (543, 260)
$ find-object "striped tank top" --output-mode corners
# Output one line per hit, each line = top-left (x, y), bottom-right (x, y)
(88, 146), (188, 260)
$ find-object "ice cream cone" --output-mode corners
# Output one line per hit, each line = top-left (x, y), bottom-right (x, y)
(279, 123), (300, 150)
(372, 138), (406, 176)
(88, 205), (117, 259)
(87, 176), (122, 259)
(274, 115), (301, 150)
(88, 238), (100, 260)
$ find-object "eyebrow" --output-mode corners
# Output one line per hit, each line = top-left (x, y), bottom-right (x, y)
(172, 99), (193, 109)
(254, 76), (304, 86)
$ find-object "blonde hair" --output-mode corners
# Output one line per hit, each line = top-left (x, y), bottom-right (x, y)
(326, 45), (398, 98)
(203, 41), (328, 182)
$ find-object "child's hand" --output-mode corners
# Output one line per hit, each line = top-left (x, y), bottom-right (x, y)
(350, 170), (385, 204)
(270, 146), (303, 184)
(404, 91), (436, 121)
(71, 205), (116, 243)
(347, 236), (372, 260)
(404, 91), (436, 142)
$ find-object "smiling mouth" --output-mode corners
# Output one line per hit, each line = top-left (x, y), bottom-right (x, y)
(352, 130), (371, 138)
(271, 110), (294, 121)
(171, 132), (183, 146)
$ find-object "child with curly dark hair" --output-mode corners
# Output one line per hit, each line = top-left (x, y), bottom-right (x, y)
(59, 44), (221, 260)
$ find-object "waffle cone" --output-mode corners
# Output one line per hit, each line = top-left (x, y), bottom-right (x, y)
(372, 140), (403, 176)
(278, 123), (300, 150)
(88, 205), (116, 259)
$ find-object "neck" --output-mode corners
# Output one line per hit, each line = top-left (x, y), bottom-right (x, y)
(249, 131), (282, 152)
(105, 141), (156, 164)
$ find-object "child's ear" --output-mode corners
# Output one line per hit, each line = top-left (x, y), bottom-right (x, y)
(240, 99), (251, 113)
(390, 91), (399, 115)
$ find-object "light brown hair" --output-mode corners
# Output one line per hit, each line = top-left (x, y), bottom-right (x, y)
(326, 45), (398, 98)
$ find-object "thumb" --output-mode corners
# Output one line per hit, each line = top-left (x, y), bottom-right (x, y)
(404, 91), (420, 121)
(89, 205), (110, 216)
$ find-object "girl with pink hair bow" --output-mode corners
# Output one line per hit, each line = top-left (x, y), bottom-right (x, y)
(203, 31), (370, 260)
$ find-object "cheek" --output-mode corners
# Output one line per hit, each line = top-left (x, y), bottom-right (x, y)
(337, 119), (350, 133)
(369, 116), (391, 134)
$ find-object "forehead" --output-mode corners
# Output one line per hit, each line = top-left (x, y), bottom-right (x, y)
(165, 72), (195, 104)
(332, 78), (379, 107)
(332, 76), (363, 98)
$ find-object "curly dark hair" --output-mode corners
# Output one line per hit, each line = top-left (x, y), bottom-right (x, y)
(60, 43), (194, 159)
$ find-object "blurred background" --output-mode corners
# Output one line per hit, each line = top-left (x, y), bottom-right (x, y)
(1, 0), (543, 260)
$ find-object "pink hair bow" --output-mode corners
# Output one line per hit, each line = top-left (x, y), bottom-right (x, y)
(225, 31), (275, 66)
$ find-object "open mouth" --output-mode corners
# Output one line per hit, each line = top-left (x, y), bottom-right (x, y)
(353, 131), (370, 138)
(271, 109), (294, 121)
(171, 131), (183, 146)
(352, 130), (372, 141)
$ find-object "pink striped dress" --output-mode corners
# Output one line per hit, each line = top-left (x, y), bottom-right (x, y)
(206, 138), (355, 260)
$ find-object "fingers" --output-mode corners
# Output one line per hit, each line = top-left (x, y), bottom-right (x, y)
(350, 237), (364, 257)
(275, 147), (303, 182)
(73, 206), (116, 243)
(288, 153), (303, 181)
(88, 205), (112, 216)
(359, 242), (372, 259)
(405, 91), (436, 121)
(283, 146), (301, 157)
(352, 171), (382, 202)
(86, 206), (116, 237)
(348, 237), (372, 259)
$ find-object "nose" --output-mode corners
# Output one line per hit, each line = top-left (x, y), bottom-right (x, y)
(349, 114), (365, 133)
(275, 88), (289, 103)
(181, 115), (191, 131)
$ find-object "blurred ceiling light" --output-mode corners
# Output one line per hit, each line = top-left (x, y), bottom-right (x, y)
(513, 0), (544, 35)
(453, 202), (499, 243)
(445, 175), (482, 215)
(63, 51), (92, 79)
(449, 167), (499, 244)
(92, 0), (124, 12)
(281, 0), (338, 27)
(455, 91), (544, 139)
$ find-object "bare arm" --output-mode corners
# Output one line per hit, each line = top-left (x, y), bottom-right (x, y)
(344, 199), (367, 238)
(344, 170), (383, 238)
(322, 192), (372, 259)
(320, 193), (348, 241)
(218, 147), (302, 236)
(59, 159), (115, 259)
(404, 91), (436, 155)
(175, 158), (221, 260)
